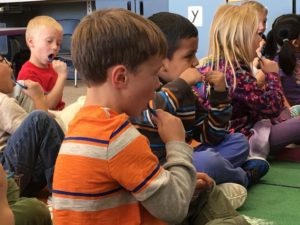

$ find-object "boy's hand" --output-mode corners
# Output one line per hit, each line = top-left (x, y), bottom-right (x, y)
(23, 80), (45, 101)
(152, 109), (185, 143)
(195, 172), (213, 191)
(205, 71), (227, 92)
(23, 80), (47, 110)
(180, 68), (204, 86)
(52, 60), (68, 80)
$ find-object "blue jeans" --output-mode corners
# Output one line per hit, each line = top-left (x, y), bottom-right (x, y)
(1, 111), (64, 196)
(193, 133), (250, 187)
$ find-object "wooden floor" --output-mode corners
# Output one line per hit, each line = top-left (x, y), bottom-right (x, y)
(63, 79), (86, 106)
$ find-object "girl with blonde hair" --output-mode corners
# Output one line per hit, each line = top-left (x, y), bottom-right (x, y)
(198, 4), (300, 182)
(241, 0), (268, 37)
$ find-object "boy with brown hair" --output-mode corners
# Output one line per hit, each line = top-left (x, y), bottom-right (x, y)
(52, 8), (196, 225)
(18, 15), (67, 110)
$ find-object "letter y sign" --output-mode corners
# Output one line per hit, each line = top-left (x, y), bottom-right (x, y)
(188, 6), (203, 27)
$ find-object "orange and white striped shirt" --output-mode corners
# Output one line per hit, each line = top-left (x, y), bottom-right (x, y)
(53, 106), (195, 225)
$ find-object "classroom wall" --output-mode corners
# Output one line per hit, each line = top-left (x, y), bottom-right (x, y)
(0, 0), (298, 59)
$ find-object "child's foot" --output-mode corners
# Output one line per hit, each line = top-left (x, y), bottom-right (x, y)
(242, 157), (270, 187)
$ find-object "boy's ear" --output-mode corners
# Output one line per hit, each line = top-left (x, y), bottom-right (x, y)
(110, 65), (128, 88)
(291, 39), (299, 48)
(160, 58), (169, 73)
(27, 37), (34, 48)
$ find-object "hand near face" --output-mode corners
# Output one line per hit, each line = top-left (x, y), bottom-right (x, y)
(205, 71), (227, 92)
(152, 109), (185, 144)
(52, 60), (68, 80)
(179, 68), (204, 86)
(256, 39), (266, 59)
(259, 58), (279, 74)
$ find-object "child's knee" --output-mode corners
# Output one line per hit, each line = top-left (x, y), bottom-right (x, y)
(12, 198), (51, 225)
(193, 150), (224, 172)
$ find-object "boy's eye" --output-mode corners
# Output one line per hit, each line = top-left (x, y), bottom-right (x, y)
(184, 55), (193, 60)
(185, 52), (196, 60)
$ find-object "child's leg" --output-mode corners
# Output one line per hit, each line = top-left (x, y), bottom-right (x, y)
(195, 133), (249, 167)
(3, 110), (64, 196)
(7, 178), (52, 225)
(269, 116), (300, 153)
(193, 150), (249, 187)
(11, 198), (51, 225)
(180, 182), (250, 225)
(0, 166), (14, 225)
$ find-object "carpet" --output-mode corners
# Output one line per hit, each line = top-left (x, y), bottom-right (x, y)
(239, 161), (300, 225)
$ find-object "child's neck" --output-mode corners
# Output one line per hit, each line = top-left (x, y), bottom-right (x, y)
(85, 85), (120, 114)
(29, 57), (49, 69)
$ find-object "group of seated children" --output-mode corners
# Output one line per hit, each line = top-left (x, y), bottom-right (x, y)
(1, 0), (300, 224)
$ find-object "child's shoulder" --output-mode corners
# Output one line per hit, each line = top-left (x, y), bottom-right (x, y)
(68, 106), (139, 140)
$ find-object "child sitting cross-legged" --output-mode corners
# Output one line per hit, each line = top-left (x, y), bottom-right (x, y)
(52, 8), (199, 225)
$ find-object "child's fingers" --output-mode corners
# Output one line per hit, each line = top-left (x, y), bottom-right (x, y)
(195, 178), (207, 190)
(197, 172), (213, 187)
(150, 109), (163, 126)
(253, 57), (260, 68)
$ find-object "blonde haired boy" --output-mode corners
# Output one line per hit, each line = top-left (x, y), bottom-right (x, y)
(18, 15), (67, 110)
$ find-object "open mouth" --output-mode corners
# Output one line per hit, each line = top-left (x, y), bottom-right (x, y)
(48, 54), (55, 62)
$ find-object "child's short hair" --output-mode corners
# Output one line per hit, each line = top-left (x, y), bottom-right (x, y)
(26, 16), (63, 42)
(148, 12), (198, 59)
(71, 8), (167, 85)
(241, 0), (268, 15)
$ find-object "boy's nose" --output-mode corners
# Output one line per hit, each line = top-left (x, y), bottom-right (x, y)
(192, 58), (199, 67)
(51, 43), (59, 50)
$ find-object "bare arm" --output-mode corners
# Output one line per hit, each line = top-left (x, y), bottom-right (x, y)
(46, 60), (67, 109)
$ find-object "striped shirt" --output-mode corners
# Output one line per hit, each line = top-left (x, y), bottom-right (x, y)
(53, 106), (196, 225)
(131, 78), (231, 163)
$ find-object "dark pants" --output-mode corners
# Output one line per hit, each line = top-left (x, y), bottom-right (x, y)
(1, 110), (64, 196)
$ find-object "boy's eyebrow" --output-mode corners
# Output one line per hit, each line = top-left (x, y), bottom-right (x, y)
(184, 49), (197, 57)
